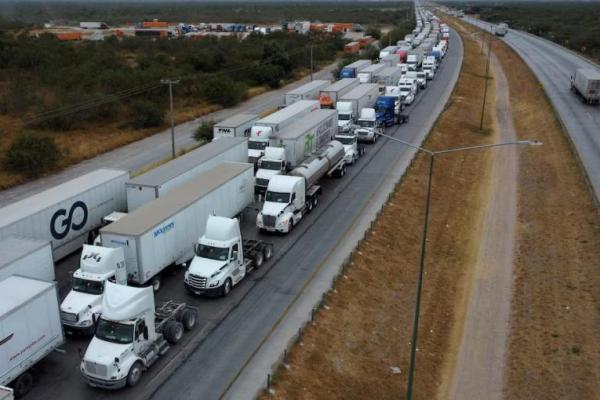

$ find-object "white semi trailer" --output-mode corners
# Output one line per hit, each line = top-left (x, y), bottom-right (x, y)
(0, 276), (64, 397)
(97, 162), (254, 291)
(0, 169), (128, 261)
(0, 237), (54, 282)
(571, 68), (600, 105)
(257, 141), (346, 233)
(336, 83), (380, 132)
(125, 137), (248, 211)
(284, 80), (331, 106)
(318, 78), (360, 109)
(357, 64), (387, 84)
(213, 113), (259, 140)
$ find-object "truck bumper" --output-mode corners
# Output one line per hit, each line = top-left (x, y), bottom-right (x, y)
(63, 322), (96, 336)
(81, 372), (127, 390)
(185, 281), (222, 297)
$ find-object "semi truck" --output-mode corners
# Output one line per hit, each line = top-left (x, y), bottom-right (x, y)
(97, 163), (254, 292)
(318, 78), (360, 109)
(570, 69), (600, 105)
(213, 113), (258, 139)
(379, 45), (398, 59)
(80, 22), (109, 29)
(255, 109), (338, 193)
(184, 216), (273, 296)
(336, 83), (380, 133)
(375, 96), (398, 127)
(256, 141), (346, 233)
(0, 169), (128, 261)
(407, 50), (424, 70)
(339, 60), (371, 79)
(0, 237), (54, 282)
(0, 276), (64, 397)
(354, 108), (382, 143)
(80, 282), (197, 389)
(494, 22), (508, 37)
(125, 137), (248, 211)
(357, 64), (386, 83)
(335, 132), (365, 165)
(248, 100), (320, 165)
(372, 66), (403, 87)
(381, 53), (401, 67)
(422, 57), (436, 79)
(284, 80), (331, 106)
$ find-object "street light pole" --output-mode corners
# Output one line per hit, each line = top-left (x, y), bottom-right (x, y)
(479, 31), (493, 131)
(161, 78), (180, 159)
(376, 133), (541, 400)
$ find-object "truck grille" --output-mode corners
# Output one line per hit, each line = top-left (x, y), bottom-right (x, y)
(61, 311), (78, 322)
(85, 361), (108, 377)
(255, 178), (269, 188)
(188, 274), (207, 289)
(262, 215), (276, 227)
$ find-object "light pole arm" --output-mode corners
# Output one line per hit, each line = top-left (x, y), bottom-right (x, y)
(433, 140), (542, 155)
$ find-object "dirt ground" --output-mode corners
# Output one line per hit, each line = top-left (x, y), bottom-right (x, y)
(261, 24), (498, 400)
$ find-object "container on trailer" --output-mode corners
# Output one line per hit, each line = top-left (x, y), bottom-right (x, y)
(272, 109), (338, 167)
(0, 238), (54, 282)
(0, 169), (128, 261)
(0, 276), (64, 395)
(372, 66), (403, 87)
(338, 83), (380, 117)
(284, 80), (331, 106)
(357, 64), (387, 83)
(100, 163), (254, 286)
(126, 137), (247, 211)
(213, 113), (259, 139)
(319, 78), (360, 108)
(339, 60), (371, 79)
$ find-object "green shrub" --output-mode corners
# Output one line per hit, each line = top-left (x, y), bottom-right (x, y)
(130, 99), (164, 129)
(3, 133), (62, 177)
(193, 121), (215, 142)
(202, 75), (247, 107)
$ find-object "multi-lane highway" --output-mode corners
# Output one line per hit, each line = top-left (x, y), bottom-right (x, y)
(463, 16), (600, 203)
(20, 28), (464, 400)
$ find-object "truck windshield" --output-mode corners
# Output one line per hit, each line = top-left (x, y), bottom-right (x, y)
(95, 319), (134, 344)
(335, 136), (355, 145)
(265, 191), (290, 203)
(248, 140), (268, 150)
(358, 120), (375, 128)
(195, 244), (229, 261)
(338, 114), (351, 121)
(260, 160), (282, 170)
(72, 277), (104, 295)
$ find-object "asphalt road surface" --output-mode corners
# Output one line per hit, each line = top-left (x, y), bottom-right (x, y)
(463, 16), (600, 203)
(20, 31), (463, 400)
(0, 62), (338, 207)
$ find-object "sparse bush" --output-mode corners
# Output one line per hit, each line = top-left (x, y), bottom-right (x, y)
(3, 133), (62, 177)
(193, 121), (215, 142)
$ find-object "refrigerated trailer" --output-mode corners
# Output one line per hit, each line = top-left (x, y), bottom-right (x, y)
(0, 276), (64, 397)
(284, 80), (331, 106)
(0, 238), (54, 282)
(213, 113), (259, 139)
(0, 169), (128, 261)
(99, 163), (254, 289)
(126, 137), (248, 211)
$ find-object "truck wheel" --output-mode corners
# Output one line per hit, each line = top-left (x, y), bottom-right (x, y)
(181, 309), (197, 331)
(263, 243), (274, 260)
(221, 278), (232, 297)
(306, 200), (313, 213)
(13, 372), (34, 397)
(254, 251), (264, 268)
(151, 276), (161, 292)
(312, 196), (319, 209)
(288, 219), (294, 233)
(127, 362), (143, 388)
(165, 321), (184, 344)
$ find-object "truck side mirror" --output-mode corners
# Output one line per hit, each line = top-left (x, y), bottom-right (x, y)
(193, 243), (199, 255)
(143, 326), (149, 340)
(92, 313), (98, 326)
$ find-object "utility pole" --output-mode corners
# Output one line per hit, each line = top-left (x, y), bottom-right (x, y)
(161, 79), (180, 159)
(310, 45), (314, 81)
(479, 31), (492, 131)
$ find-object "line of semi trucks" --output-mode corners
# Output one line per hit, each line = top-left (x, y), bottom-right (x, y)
(0, 6), (446, 398)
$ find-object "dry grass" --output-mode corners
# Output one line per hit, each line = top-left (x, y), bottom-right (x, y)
(261, 25), (498, 400)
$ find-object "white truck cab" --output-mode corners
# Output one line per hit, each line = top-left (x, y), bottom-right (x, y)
(248, 125), (273, 165)
(255, 147), (287, 194)
(398, 63), (409, 76)
(257, 176), (306, 233)
(60, 245), (127, 334)
(335, 134), (363, 164)
(422, 57), (436, 80)
(336, 101), (354, 133)
(184, 216), (272, 296)
(354, 108), (380, 143)
(415, 71), (428, 89)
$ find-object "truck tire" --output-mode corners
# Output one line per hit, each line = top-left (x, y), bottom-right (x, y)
(221, 278), (232, 297)
(263, 243), (274, 261)
(288, 219), (294, 232)
(181, 309), (197, 331)
(151, 276), (161, 292)
(312, 196), (319, 209)
(253, 251), (264, 268)
(127, 362), (143, 388)
(13, 372), (33, 397)
(165, 321), (184, 344)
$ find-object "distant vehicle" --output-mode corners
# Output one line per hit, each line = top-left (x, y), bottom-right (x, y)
(495, 23), (508, 37)
(1, 276), (64, 397)
(570, 69), (600, 105)
(80, 22), (109, 30)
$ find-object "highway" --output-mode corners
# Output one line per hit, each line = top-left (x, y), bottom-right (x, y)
(463, 16), (600, 203)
